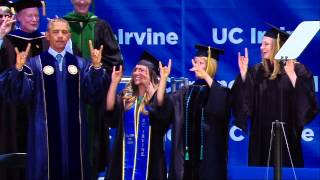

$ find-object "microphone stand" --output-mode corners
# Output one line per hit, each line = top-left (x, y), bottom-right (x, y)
(266, 57), (297, 180)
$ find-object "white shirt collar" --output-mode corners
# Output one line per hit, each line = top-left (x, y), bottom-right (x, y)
(48, 47), (67, 58)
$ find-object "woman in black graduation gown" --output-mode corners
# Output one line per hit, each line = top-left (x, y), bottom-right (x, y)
(105, 51), (169, 180)
(232, 25), (319, 167)
(157, 45), (231, 180)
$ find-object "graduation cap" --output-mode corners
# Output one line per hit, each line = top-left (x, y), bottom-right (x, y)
(12, 0), (46, 15)
(264, 23), (290, 44)
(138, 50), (160, 75)
(194, 44), (224, 61)
(0, 0), (12, 7)
(194, 44), (224, 77)
(0, 0), (14, 15)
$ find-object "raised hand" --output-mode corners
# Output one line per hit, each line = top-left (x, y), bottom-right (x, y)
(238, 48), (249, 81)
(89, 40), (103, 68)
(284, 60), (297, 87)
(157, 59), (172, 105)
(141, 67), (151, 88)
(159, 59), (172, 80)
(15, 43), (31, 70)
(111, 65), (123, 85)
(284, 60), (295, 75)
(190, 58), (208, 79)
(0, 16), (15, 39)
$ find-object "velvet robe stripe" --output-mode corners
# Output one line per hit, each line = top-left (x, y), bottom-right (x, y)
(40, 52), (83, 179)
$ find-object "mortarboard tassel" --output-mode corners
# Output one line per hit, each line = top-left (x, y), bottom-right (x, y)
(41, 0), (46, 16)
(276, 33), (280, 52)
(185, 147), (190, 160)
(205, 46), (214, 77)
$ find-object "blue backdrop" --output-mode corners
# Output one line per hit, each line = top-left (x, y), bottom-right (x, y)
(41, 0), (319, 179)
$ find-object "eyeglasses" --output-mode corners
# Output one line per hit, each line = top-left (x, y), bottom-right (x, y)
(0, 14), (11, 18)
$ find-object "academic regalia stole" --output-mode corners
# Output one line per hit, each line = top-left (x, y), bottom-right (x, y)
(8, 29), (46, 56)
(40, 52), (83, 180)
(183, 81), (209, 162)
(123, 98), (151, 180)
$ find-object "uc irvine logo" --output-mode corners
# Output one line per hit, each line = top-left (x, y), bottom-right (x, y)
(117, 28), (178, 45)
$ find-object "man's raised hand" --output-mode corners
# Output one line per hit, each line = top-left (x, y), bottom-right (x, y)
(89, 40), (103, 68)
(0, 16), (15, 39)
(15, 43), (31, 70)
(159, 59), (172, 80)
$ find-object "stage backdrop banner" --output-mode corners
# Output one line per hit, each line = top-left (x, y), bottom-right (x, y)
(42, 0), (320, 179)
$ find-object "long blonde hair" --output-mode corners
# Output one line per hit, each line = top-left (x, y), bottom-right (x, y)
(262, 36), (282, 80)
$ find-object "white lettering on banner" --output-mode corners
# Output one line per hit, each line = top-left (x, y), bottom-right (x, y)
(301, 128), (314, 142)
(165, 125), (315, 142)
(212, 27), (292, 45)
(229, 126), (245, 141)
(117, 28), (178, 45)
(229, 125), (315, 142)
(212, 28), (243, 44)
(250, 28), (265, 44)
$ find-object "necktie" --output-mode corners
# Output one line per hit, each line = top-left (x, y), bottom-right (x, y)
(56, 54), (63, 71)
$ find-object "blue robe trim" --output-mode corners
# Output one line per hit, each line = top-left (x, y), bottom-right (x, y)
(65, 53), (82, 180)
(123, 101), (151, 180)
(9, 29), (45, 39)
(40, 52), (82, 179)
(123, 106), (135, 180)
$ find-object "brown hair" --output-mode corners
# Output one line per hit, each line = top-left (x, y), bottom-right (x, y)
(121, 66), (159, 114)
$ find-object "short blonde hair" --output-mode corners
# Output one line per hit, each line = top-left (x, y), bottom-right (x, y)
(199, 56), (218, 77)
(0, 6), (12, 14)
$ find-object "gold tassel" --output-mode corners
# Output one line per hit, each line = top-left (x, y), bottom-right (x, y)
(276, 33), (280, 52)
(185, 147), (190, 160)
(41, 1), (46, 16)
(11, 7), (15, 15)
(205, 46), (214, 77)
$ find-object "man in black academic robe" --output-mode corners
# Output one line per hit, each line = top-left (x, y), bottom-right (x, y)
(0, 18), (108, 180)
(3, 0), (49, 158)
(0, 2), (24, 179)
(7, 0), (48, 57)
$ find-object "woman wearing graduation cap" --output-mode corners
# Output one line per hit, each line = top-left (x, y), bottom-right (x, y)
(105, 51), (170, 180)
(157, 44), (231, 180)
(232, 25), (318, 167)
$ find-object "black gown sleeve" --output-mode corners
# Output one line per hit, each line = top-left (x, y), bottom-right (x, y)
(105, 95), (123, 128)
(95, 19), (123, 74)
(0, 62), (34, 104)
(0, 37), (16, 73)
(148, 92), (173, 131)
(231, 68), (256, 133)
(293, 63), (319, 127)
(81, 59), (109, 104)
